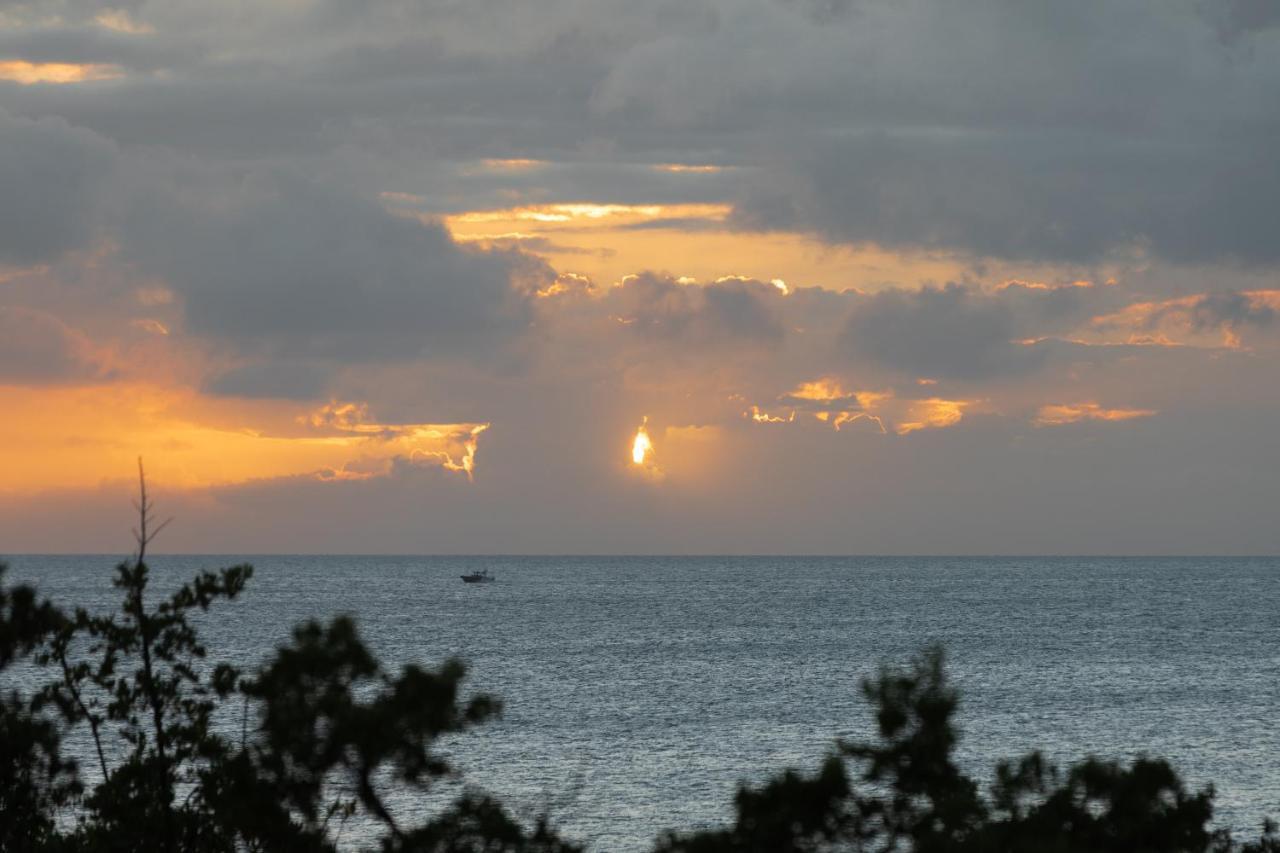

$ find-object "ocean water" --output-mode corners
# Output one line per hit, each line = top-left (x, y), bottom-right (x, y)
(5, 555), (1278, 849)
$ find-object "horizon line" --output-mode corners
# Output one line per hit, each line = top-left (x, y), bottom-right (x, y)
(7, 552), (1279, 560)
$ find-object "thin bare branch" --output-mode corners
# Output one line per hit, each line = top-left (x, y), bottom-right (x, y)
(56, 644), (109, 781)
(133, 457), (174, 565)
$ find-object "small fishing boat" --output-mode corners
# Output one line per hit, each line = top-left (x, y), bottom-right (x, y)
(460, 569), (495, 584)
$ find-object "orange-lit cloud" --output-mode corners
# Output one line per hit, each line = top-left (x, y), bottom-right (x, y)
(477, 158), (547, 172)
(783, 378), (890, 410)
(0, 386), (488, 493)
(1087, 290), (1280, 349)
(419, 424), (488, 480)
(442, 201), (974, 291)
(651, 163), (725, 174)
(93, 9), (155, 34)
(996, 278), (1099, 292)
(813, 410), (887, 432)
(747, 405), (795, 424)
(744, 379), (907, 434)
(304, 400), (490, 481)
(895, 398), (971, 435)
(745, 387), (971, 436)
(787, 377), (849, 403)
(777, 378), (890, 432)
(450, 202), (694, 225)
(0, 60), (123, 84)
(534, 271), (596, 299)
(1033, 402), (1157, 427)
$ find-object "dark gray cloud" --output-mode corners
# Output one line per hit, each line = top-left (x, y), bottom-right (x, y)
(119, 170), (540, 361)
(1185, 291), (1277, 331)
(0, 109), (114, 264)
(773, 0), (859, 25)
(203, 360), (333, 399)
(842, 283), (1045, 379)
(0, 23), (188, 70)
(5, 0), (1277, 271)
(736, 130), (1280, 265)
(1202, 0), (1280, 41)
(590, 0), (1280, 266)
(605, 273), (785, 346)
(0, 100), (547, 391)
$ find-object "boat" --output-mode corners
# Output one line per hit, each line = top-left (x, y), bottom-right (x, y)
(460, 569), (495, 584)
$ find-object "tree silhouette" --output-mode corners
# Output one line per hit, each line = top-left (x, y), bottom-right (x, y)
(0, 465), (578, 852)
(654, 646), (1278, 853)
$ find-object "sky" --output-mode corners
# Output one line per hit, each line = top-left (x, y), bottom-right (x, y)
(2, 0), (1279, 554)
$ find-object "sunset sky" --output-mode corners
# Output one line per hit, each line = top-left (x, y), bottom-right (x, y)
(2, 0), (1278, 553)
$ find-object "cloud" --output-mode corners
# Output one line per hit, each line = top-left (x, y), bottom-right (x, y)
(0, 306), (108, 383)
(0, 59), (122, 83)
(1089, 290), (1280, 348)
(2, 0), (1280, 554)
(629, 0), (1280, 266)
(119, 170), (542, 361)
(1202, 0), (1280, 41)
(204, 360), (333, 400)
(773, 0), (859, 24)
(0, 108), (115, 264)
(773, 377), (888, 431)
(1033, 402), (1158, 427)
(734, 127), (1280, 265)
(303, 400), (489, 480)
(743, 378), (981, 436)
(842, 283), (1045, 379)
(894, 397), (971, 435)
(8, 0), (1277, 271)
(603, 273), (785, 347)
(0, 384), (491, 493)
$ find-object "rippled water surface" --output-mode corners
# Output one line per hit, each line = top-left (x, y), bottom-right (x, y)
(7, 555), (1279, 849)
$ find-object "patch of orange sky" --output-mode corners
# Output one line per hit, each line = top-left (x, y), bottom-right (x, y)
(895, 398), (971, 435)
(745, 379), (971, 436)
(425, 156), (1132, 294)
(0, 60), (122, 84)
(442, 202), (971, 293)
(0, 385), (485, 493)
(1033, 402), (1157, 427)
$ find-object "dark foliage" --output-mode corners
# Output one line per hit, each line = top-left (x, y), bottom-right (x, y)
(1, 565), (81, 851)
(655, 647), (1279, 853)
(1, 548), (576, 853)
(0, 466), (578, 853)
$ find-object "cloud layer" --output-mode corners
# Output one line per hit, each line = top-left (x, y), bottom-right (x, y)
(2, 0), (1279, 552)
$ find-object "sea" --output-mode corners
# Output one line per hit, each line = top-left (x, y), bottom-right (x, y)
(4, 555), (1278, 850)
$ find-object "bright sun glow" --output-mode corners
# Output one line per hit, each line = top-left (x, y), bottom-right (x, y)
(631, 417), (654, 465)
